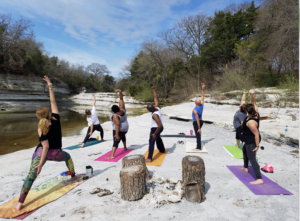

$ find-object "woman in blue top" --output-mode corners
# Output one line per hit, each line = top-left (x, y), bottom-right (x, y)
(192, 83), (205, 151)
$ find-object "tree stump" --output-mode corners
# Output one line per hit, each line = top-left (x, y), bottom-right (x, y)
(122, 154), (150, 180)
(182, 155), (205, 203)
(120, 165), (147, 201)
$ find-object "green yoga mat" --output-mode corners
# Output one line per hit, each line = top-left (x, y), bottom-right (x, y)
(223, 145), (259, 160)
(223, 145), (243, 159)
(63, 140), (101, 150)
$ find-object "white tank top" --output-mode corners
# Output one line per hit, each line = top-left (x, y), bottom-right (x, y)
(110, 109), (129, 132)
(151, 107), (163, 128)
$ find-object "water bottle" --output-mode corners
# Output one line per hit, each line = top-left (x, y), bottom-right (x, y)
(285, 126), (289, 144)
(285, 126), (288, 133)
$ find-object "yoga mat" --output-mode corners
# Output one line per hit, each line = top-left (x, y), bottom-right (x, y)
(223, 145), (243, 159)
(94, 148), (133, 162)
(161, 135), (196, 138)
(227, 166), (293, 195)
(144, 149), (168, 166)
(0, 174), (87, 219)
(186, 142), (208, 153)
(63, 140), (101, 150)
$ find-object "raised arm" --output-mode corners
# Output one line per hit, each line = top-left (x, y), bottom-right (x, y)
(150, 83), (159, 108)
(250, 90), (259, 113)
(115, 89), (125, 110)
(43, 76), (59, 114)
(241, 89), (247, 105)
(200, 83), (205, 105)
(92, 94), (96, 106)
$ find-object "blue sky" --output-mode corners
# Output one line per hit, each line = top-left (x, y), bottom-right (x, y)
(1, 0), (252, 77)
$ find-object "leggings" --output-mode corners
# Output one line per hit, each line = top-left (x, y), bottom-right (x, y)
(18, 147), (75, 203)
(83, 124), (104, 143)
(193, 120), (203, 150)
(147, 127), (165, 160)
(243, 143), (262, 179)
(112, 130), (127, 148)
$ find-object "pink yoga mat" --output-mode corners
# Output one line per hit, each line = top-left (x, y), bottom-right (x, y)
(94, 148), (134, 162)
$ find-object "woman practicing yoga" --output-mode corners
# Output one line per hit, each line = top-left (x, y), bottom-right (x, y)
(192, 83), (205, 151)
(241, 91), (263, 185)
(13, 76), (77, 211)
(106, 89), (129, 159)
(79, 94), (104, 147)
(233, 89), (247, 147)
(146, 83), (165, 163)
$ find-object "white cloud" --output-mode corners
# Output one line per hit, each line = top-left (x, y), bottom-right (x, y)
(2, 0), (190, 46)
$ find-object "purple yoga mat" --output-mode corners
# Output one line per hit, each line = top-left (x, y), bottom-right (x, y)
(227, 166), (293, 195)
(94, 148), (134, 162)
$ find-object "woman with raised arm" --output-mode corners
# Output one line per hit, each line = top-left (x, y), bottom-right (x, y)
(192, 83), (205, 151)
(145, 83), (165, 163)
(79, 94), (105, 147)
(106, 89), (129, 159)
(13, 76), (77, 211)
(241, 90), (263, 185)
(233, 89), (247, 147)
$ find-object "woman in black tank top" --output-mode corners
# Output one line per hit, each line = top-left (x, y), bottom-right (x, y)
(241, 103), (264, 185)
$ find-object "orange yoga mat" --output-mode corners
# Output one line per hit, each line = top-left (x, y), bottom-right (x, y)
(144, 149), (168, 166)
(0, 174), (86, 219)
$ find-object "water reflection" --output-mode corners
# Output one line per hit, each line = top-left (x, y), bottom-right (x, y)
(0, 110), (110, 155)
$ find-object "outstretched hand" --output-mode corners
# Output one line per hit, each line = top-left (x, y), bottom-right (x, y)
(201, 83), (206, 89)
(249, 90), (255, 95)
(92, 94), (95, 97)
(150, 83), (155, 89)
(115, 89), (121, 93)
(43, 76), (52, 87)
(243, 89), (247, 94)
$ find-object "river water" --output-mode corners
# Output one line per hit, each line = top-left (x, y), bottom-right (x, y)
(0, 110), (110, 156)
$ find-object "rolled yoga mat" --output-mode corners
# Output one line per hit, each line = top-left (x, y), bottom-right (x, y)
(227, 166), (293, 195)
(63, 140), (101, 150)
(0, 174), (87, 219)
(186, 142), (207, 153)
(144, 149), (168, 166)
(161, 135), (196, 138)
(94, 148), (134, 162)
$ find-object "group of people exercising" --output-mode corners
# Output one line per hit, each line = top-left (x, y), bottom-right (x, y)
(13, 75), (262, 211)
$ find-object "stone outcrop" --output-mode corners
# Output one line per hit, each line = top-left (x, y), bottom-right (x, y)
(0, 73), (73, 112)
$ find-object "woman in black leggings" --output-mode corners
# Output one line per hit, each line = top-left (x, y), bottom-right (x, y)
(241, 103), (263, 185)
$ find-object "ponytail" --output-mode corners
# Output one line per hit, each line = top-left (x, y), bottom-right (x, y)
(38, 118), (50, 135)
(36, 107), (50, 135)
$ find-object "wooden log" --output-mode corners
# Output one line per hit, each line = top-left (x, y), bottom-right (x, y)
(120, 165), (147, 201)
(182, 155), (205, 203)
(122, 154), (150, 180)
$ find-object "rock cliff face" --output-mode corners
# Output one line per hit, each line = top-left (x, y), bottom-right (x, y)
(0, 73), (73, 112)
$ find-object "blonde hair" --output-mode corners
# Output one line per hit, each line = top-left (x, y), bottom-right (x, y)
(36, 107), (50, 135)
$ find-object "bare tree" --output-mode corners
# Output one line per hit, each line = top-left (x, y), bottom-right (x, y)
(86, 63), (110, 81)
(159, 13), (209, 90)
(0, 14), (34, 71)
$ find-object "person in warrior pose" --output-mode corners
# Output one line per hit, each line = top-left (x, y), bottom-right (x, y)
(79, 94), (104, 147)
(145, 83), (165, 163)
(13, 76), (77, 211)
(241, 90), (263, 185)
(233, 89), (247, 147)
(106, 89), (129, 159)
(192, 83), (206, 151)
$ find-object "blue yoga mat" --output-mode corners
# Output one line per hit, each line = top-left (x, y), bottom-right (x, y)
(63, 140), (101, 150)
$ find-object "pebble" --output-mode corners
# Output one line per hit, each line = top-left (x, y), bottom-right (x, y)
(60, 214), (65, 217)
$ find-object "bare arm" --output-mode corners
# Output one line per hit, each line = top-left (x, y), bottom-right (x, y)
(151, 114), (162, 140)
(92, 94), (96, 106)
(33, 129), (49, 175)
(115, 89), (125, 110)
(241, 89), (247, 105)
(250, 90), (259, 113)
(150, 83), (159, 108)
(113, 114), (120, 140)
(193, 110), (201, 134)
(200, 83), (205, 105)
(43, 76), (59, 114)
